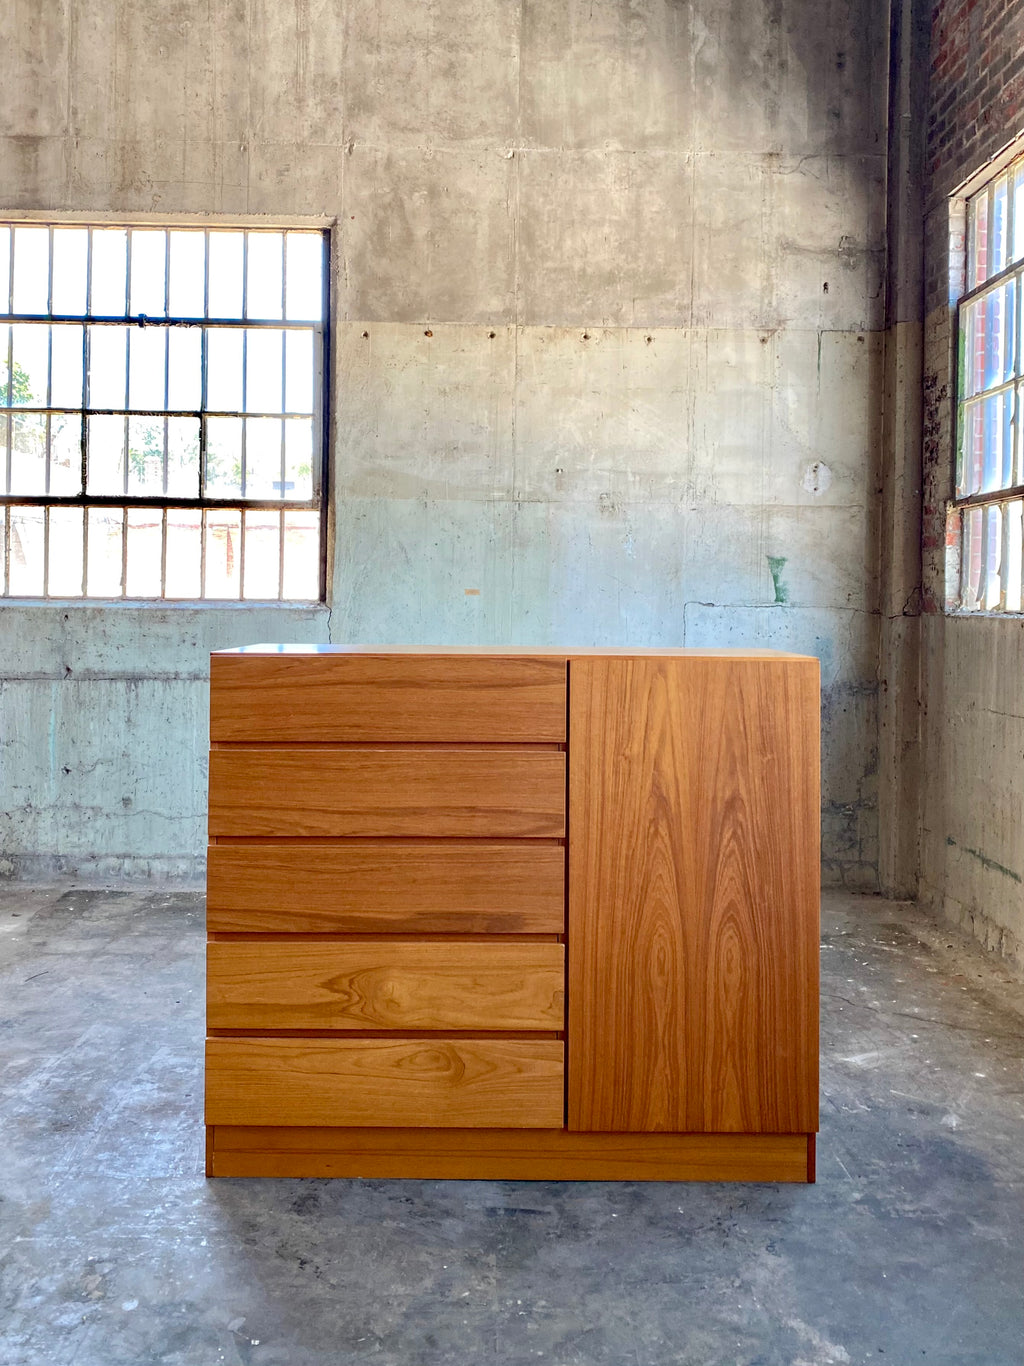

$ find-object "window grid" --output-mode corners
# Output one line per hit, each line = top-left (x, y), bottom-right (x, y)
(0, 223), (327, 602)
(954, 155), (1024, 611)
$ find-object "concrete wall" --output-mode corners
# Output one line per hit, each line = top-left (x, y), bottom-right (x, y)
(0, 0), (888, 884)
(920, 0), (1024, 969)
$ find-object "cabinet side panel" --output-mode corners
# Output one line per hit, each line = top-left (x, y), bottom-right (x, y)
(567, 656), (819, 1134)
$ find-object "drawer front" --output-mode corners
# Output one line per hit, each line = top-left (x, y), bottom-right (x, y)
(205, 1037), (565, 1128)
(207, 941), (565, 1031)
(210, 653), (567, 743)
(208, 748), (566, 838)
(206, 842), (566, 934)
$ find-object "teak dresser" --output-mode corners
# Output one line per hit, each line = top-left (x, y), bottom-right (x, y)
(205, 646), (820, 1182)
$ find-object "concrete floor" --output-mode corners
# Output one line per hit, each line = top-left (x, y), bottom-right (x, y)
(1, 890), (1023, 1366)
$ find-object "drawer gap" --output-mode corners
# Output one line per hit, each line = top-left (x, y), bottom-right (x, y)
(210, 835), (567, 846)
(207, 931), (565, 943)
(211, 741), (567, 751)
(207, 1029), (565, 1040)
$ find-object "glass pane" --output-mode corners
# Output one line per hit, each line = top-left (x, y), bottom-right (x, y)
(244, 417), (283, 497)
(992, 175), (1009, 277)
(962, 284), (1015, 398)
(207, 232), (243, 318)
(87, 414), (127, 494)
(90, 229), (128, 315)
(284, 417), (313, 499)
(125, 507), (163, 597)
(47, 506), (84, 597)
(128, 327), (166, 410)
(958, 392), (1014, 497)
(1006, 500), (1024, 612)
(51, 325), (84, 408)
(961, 505), (981, 608)
(285, 330), (313, 413)
(165, 509), (202, 598)
(12, 227), (50, 314)
(166, 417), (200, 497)
(127, 416), (166, 495)
(8, 506), (45, 595)
(1014, 166), (1024, 265)
(168, 231), (206, 317)
(0, 413), (9, 492)
(204, 508), (241, 598)
(282, 510), (320, 598)
(285, 233), (324, 321)
(9, 324), (49, 406)
(88, 326), (128, 409)
(49, 414), (83, 495)
(242, 508), (281, 599)
(983, 504), (1002, 610)
(246, 329), (283, 412)
(0, 325), (9, 404)
(167, 328), (201, 410)
(205, 328), (243, 411)
(246, 232), (283, 320)
(205, 415), (242, 497)
(0, 227), (10, 311)
(985, 283), (1014, 388)
(86, 506), (124, 596)
(51, 229), (88, 315)
(969, 190), (989, 291)
(9, 413), (47, 493)
(129, 229), (167, 318)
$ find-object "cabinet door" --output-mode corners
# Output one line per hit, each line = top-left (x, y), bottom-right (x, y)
(567, 655), (819, 1134)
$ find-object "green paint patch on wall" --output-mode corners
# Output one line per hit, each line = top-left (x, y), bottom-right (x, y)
(946, 835), (1022, 884)
(767, 556), (789, 605)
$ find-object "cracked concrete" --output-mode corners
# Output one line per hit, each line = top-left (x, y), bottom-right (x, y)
(2, 886), (1023, 1365)
(0, 0), (888, 889)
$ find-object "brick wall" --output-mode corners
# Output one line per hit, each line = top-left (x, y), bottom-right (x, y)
(921, 0), (1024, 604)
(928, 0), (1024, 208)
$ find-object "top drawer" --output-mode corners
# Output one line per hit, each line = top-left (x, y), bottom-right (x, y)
(210, 653), (567, 744)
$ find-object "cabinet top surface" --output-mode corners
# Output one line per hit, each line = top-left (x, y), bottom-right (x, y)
(213, 644), (818, 661)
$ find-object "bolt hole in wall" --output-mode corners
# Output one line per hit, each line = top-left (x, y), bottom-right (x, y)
(949, 152), (1024, 612)
(0, 221), (329, 602)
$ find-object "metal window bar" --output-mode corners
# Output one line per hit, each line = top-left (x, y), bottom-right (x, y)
(0, 224), (326, 600)
(954, 262), (1024, 512)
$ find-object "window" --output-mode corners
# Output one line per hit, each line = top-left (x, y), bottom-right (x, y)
(953, 157), (1024, 610)
(0, 222), (328, 600)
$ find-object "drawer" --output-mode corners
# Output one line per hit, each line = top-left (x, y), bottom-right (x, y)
(207, 940), (565, 1031)
(208, 748), (566, 838)
(210, 652), (567, 743)
(205, 1037), (565, 1128)
(206, 842), (566, 934)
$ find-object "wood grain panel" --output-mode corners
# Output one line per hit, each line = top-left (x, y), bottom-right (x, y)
(568, 655), (819, 1135)
(207, 1126), (813, 1181)
(206, 842), (566, 933)
(208, 749), (566, 838)
(205, 1037), (565, 1128)
(210, 653), (567, 743)
(207, 941), (565, 1031)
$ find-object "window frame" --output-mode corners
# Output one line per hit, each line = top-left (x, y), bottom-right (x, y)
(0, 213), (331, 604)
(950, 150), (1024, 613)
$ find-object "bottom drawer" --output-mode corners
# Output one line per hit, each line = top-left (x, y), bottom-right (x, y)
(205, 1037), (565, 1129)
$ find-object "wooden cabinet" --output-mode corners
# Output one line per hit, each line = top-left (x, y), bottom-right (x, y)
(206, 646), (819, 1182)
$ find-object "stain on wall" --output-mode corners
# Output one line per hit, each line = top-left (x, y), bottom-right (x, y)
(0, 0), (888, 884)
(919, 0), (1024, 970)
